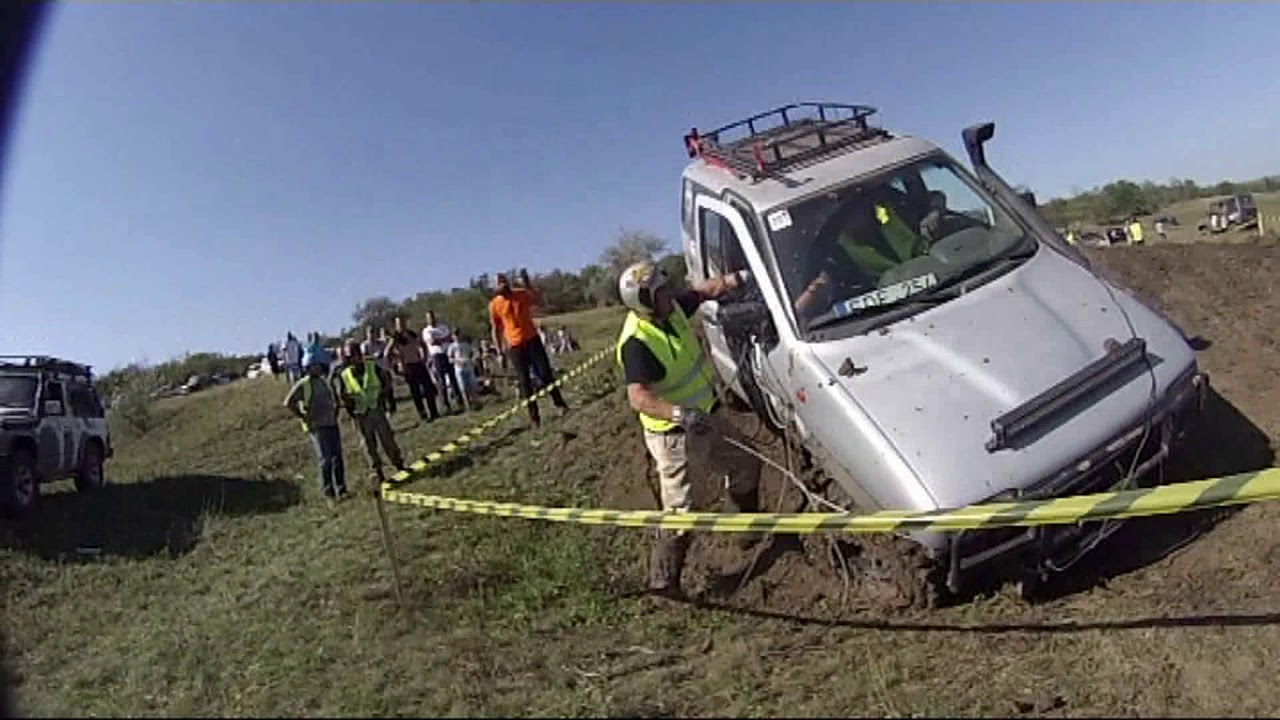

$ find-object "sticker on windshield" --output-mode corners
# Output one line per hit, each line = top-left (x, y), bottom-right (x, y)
(766, 209), (793, 232)
(838, 273), (939, 313)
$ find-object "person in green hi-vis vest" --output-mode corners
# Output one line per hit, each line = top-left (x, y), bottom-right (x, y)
(283, 342), (348, 500)
(794, 199), (931, 320)
(615, 260), (763, 597)
(337, 339), (408, 483)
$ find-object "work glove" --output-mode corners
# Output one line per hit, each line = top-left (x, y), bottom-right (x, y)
(674, 406), (711, 435)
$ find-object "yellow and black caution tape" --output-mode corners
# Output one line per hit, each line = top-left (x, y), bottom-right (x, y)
(381, 467), (1280, 533)
(385, 346), (614, 485)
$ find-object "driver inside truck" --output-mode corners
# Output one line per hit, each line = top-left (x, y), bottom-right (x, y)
(918, 190), (951, 244)
(793, 190), (929, 319)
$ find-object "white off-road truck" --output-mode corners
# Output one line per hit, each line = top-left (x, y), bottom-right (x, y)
(0, 356), (113, 517)
(678, 103), (1207, 605)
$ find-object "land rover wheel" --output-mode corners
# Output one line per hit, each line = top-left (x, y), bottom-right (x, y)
(2, 450), (39, 517)
(75, 442), (106, 493)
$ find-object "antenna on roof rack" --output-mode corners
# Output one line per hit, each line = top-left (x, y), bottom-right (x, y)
(683, 102), (892, 181)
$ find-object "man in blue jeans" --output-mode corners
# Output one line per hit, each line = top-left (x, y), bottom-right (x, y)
(283, 343), (348, 500)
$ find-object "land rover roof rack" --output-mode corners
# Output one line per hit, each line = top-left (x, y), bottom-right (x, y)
(683, 102), (892, 181)
(0, 355), (93, 378)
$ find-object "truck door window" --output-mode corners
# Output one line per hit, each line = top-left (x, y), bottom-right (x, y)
(43, 382), (65, 415)
(698, 208), (747, 279)
(69, 385), (103, 419)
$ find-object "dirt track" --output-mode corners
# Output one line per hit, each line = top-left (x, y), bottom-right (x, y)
(602, 241), (1280, 715)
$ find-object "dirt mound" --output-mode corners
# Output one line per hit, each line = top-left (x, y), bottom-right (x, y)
(620, 241), (1280, 618)
(1086, 242), (1280, 443)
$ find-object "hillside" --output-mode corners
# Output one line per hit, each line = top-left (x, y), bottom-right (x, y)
(5, 246), (1280, 716)
(1072, 190), (1280, 245)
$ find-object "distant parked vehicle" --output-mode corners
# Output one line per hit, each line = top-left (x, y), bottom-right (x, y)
(1198, 194), (1258, 234)
(1, 355), (113, 517)
(179, 374), (212, 395)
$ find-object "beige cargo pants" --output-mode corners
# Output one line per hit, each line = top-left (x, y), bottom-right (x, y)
(642, 421), (761, 512)
(642, 419), (763, 592)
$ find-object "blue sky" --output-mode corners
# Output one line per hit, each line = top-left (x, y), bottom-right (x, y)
(2, 2), (1279, 373)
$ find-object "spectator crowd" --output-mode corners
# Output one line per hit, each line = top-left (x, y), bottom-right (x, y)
(277, 269), (580, 500)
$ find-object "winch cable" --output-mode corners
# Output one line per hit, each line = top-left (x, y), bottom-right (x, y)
(717, 330), (849, 515)
(1040, 249), (1163, 573)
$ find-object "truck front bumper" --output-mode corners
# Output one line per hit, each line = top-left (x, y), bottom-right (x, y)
(943, 368), (1209, 594)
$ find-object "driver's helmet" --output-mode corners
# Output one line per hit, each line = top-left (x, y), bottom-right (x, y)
(618, 261), (668, 315)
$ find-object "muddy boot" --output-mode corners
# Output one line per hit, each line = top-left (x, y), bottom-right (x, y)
(724, 487), (764, 550)
(648, 531), (691, 597)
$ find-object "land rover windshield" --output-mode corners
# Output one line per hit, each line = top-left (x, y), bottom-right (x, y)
(765, 156), (1035, 335)
(0, 375), (37, 412)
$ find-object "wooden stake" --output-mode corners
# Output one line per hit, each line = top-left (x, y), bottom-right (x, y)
(374, 486), (407, 614)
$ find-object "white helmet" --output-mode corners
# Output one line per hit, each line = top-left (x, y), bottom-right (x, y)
(618, 261), (668, 314)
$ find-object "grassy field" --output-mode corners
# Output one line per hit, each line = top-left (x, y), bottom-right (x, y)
(5, 283), (1280, 716)
(1076, 190), (1280, 245)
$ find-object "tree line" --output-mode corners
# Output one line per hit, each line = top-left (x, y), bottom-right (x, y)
(1039, 174), (1280, 228)
(345, 230), (687, 345)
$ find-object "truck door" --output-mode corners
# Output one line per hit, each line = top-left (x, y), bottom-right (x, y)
(692, 195), (800, 431)
(693, 196), (752, 400)
(69, 382), (102, 464)
(36, 380), (70, 477)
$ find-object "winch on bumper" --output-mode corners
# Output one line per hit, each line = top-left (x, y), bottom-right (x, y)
(941, 366), (1209, 594)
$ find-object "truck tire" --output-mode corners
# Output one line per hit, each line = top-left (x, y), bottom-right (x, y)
(75, 441), (106, 493)
(1, 449), (39, 517)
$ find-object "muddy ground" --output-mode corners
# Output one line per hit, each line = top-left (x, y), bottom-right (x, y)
(598, 241), (1280, 715)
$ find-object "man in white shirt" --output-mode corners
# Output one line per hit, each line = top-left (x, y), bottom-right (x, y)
(422, 310), (465, 413)
(284, 333), (303, 382)
(448, 331), (478, 409)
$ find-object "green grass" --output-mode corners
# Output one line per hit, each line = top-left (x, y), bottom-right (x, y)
(1076, 190), (1280, 244)
(8, 302), (1280, 717)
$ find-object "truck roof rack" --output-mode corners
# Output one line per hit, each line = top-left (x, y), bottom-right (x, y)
(0, 355), (93, 379)
(683, 102), (892, 181)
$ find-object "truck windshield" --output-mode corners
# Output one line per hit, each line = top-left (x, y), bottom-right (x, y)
(765, 156), (1032, 334)
(0, 375), (38, 410)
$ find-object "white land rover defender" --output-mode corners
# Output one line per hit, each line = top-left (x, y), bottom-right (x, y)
(0, 355), (113, 517)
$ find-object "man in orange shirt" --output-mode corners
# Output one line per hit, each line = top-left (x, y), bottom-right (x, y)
(490, 269), (569, 429)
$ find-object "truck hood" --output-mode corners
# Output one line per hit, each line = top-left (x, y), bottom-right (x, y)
(808, 247), (1197, 509)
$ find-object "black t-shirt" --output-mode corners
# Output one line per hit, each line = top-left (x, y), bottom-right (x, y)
(621, 291), (703, 385)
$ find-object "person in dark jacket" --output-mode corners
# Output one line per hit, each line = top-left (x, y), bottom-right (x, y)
(386, 315), (440, 422)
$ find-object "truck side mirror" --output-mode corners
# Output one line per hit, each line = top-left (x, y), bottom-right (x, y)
(1018, 190), (1037, 207)
(43, 399), (64, 416)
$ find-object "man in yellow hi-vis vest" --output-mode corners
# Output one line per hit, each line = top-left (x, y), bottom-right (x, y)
(616, 260), (763, 596)
(283, 342), (348, 499)
(337, 339), (407, 480)
(1128, 218), (1144, 245)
